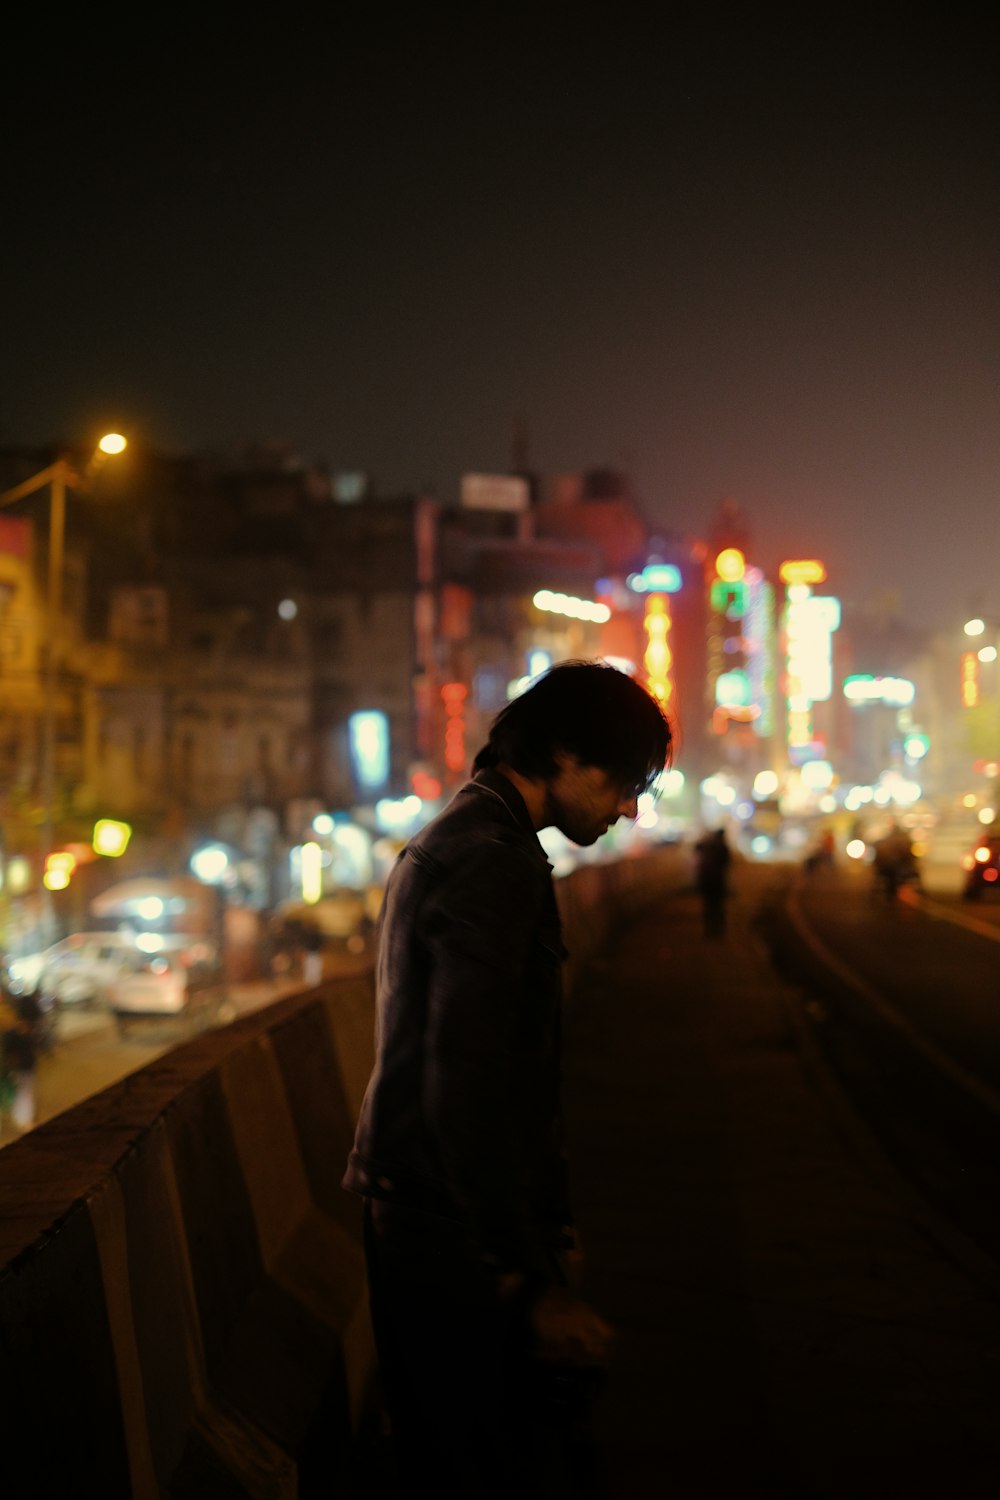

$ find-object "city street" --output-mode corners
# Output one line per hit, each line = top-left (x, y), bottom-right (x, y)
(0, 954), (374, 1148)
(6, 846), (999, 1160)
(754, 850), (1000, 1264)
(0, 978), (294, 1147)
(555, 844), (1000, 1496)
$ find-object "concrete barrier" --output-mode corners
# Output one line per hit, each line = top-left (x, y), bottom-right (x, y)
(0, 975), (379, 1498)
(0, 848), (680, 1496)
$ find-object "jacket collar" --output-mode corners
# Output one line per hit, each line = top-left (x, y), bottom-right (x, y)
(468, 768), (550, 861)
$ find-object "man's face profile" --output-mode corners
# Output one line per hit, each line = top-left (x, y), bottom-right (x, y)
(545, 754), (640, 846)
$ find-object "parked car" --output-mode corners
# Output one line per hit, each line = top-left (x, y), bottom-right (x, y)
(5, 932), (144, 1007)
(961, 832), (1000, 899)
(109, 940), (221, 1031)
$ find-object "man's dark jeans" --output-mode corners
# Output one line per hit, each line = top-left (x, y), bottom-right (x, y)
(363, 1199), (604, 1499)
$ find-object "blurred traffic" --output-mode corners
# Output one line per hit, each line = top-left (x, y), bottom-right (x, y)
(5, 774), (997, 1148)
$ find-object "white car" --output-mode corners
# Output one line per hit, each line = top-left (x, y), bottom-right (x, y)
(6, 932), (142, 1007)
(110, 940), (221, 1030)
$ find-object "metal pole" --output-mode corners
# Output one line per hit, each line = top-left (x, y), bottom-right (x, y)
(39, 462), (66, 941)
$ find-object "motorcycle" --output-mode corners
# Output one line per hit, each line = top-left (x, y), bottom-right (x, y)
(873, 840), (921, 899)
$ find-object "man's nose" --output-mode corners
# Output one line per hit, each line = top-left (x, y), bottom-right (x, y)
(618, 792), (639, 820)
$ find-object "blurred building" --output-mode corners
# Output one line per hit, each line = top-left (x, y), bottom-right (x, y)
(0, 446), (680, 937)
(4, 438), (985, 929)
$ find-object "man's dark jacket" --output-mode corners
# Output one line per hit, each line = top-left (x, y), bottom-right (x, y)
(343, 769), (572, 1288)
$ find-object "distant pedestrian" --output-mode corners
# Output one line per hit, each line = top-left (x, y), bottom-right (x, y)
(301, 925), (324, 985)
(804, 826), (836, 874)
(693, 827), (732, 938)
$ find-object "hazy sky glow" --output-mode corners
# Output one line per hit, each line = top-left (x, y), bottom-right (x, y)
(4, 14), (998, 632)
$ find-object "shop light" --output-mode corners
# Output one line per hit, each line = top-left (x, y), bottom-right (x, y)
(93, 818), (132, 857)
(43, 851), (76, 891)
(715, 548), (745, 582)
(779, 559), (826, 587)
(190, 844), (231, 884)
(800, 760), (834, 791)
(350, 710), (390, 789)
(627, 563), (682, 594)
(843, 675), (915, 707)
(533, 590), (610, 623)
(300, 841), (323, 904)
(657, 768), (685, 797)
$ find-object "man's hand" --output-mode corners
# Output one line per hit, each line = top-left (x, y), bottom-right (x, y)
(561, 1225), (586, 1292)
(529, 1285), (615, 1368)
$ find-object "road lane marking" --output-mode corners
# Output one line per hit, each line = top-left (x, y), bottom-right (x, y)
(787, 878), (1000, 1121)
(899, 884), (1000, 943)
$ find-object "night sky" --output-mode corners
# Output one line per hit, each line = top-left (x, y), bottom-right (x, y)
(4, 12), (998, 634)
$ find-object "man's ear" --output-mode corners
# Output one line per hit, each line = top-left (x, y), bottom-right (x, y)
(552, 747), (581, 773)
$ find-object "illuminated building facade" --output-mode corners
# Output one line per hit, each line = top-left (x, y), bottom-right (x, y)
(704, 546), (777, 767)
(778, 560), (841, 769)
(625, 562), (682, 712)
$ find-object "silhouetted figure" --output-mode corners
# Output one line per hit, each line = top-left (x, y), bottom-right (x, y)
(873, 825), (918, 899)
(694, 827), (732, 938)
(301, 924), (324, 985)
(343, 662), (672, 1498)
(1, 981), (43, 1132)
(804, 827), (836, 874)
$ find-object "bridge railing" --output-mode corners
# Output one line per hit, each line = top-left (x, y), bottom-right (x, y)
(0, 973), (378, 1497)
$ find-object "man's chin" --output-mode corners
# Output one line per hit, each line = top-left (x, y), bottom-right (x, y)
(567, 828), (602, 847)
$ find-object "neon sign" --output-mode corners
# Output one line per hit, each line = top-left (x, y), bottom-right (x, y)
(961, 652), (979, 708)
(781, 565), (839, 752)
(715, 548), (746, 582)
(779, 559), (826, 587)
(628, 563), (682, 594)
(843, 675), (915, 707)
(533, 590), (610, 623)
(349, 711), (390, 789)
(643, 595), (674, 705)
(441, 682), (468, 772)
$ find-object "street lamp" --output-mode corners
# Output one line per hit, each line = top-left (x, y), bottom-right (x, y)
(0, 435), (127, 938)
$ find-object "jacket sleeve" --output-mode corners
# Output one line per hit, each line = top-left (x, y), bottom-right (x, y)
(420, 834), (565, 1275)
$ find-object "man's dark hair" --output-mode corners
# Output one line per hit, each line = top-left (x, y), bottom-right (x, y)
(472, 660), (673, 793)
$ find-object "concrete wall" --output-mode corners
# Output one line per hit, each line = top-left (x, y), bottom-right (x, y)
(0, 850), (675, 1497)
(0, 975), (379, 1498)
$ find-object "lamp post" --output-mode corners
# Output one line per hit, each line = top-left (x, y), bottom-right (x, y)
(0, 434), (127, 939)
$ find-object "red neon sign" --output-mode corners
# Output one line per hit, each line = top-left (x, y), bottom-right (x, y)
(441, 682), (468, 772)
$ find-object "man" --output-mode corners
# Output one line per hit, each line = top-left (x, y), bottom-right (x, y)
(693, 826), (732, 938)
(343, 660), (672, 1496)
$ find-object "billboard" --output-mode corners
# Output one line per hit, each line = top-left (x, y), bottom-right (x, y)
(460, 473), (530, 513)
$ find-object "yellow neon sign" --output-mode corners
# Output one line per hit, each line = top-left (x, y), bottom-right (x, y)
(779, 559), (826, 587)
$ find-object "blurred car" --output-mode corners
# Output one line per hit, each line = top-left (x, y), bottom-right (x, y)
(109, 940), (221, 1031)
(961, 832), (1000, 899)
(5, 932), (143, 1007)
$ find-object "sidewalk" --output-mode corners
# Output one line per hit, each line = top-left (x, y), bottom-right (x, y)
(561, 857), (1000, 1498)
